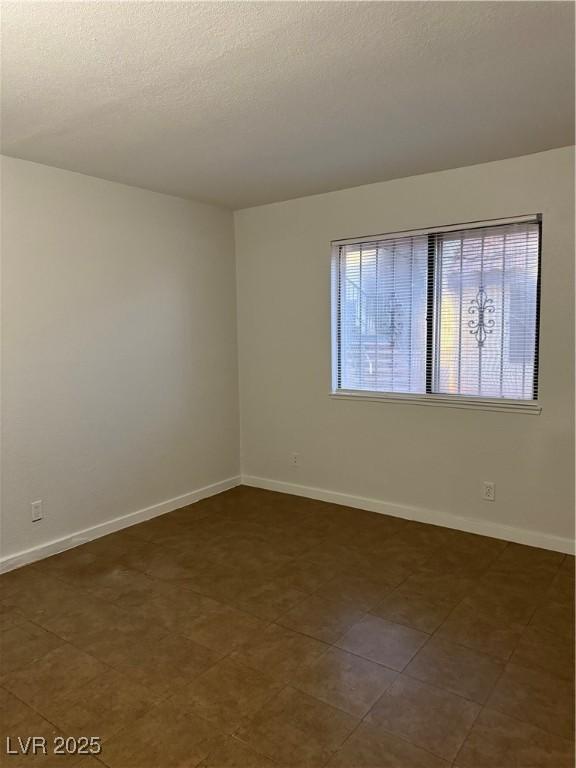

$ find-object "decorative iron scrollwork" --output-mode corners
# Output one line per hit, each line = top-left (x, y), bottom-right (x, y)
(379, 293), (403, 346)
(468, 287), (495, 348)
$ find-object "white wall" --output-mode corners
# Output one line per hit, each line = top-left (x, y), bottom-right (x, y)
(2, 148), (573, 565)
(1, 157), (239, 563)
(235, 147), (575, 551)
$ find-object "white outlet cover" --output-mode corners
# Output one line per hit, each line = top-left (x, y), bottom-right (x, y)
(482, 482), (495, 501)
(31, 500), (43, 522)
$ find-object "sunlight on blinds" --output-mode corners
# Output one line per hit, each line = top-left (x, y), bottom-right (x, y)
(337, 236), (428, 393)
(435, 222), (540, 399)
(334, 218), (540, 402)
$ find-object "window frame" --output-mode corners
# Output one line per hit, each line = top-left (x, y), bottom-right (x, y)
(330, 214), (542, 415)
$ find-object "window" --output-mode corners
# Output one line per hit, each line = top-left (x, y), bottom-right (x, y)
(332, 216), (541, 407)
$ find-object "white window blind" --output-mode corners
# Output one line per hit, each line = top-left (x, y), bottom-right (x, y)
(333, 217), (541, 403)
(336, 236), (429, 393)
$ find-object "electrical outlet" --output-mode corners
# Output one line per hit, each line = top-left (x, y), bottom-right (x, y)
(482, 482), (495, 502)
(289, 452), (300, 468)
(31, 500), (43, 522)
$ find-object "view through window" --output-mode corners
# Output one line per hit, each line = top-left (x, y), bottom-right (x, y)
(333, 218), (541, 401)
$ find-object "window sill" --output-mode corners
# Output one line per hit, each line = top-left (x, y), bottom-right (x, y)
(330, 390), (542, 415)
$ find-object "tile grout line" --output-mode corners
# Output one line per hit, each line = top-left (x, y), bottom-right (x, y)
(1, 488), (573, 767)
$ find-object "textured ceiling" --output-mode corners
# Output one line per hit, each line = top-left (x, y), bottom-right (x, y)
(2, 1), (574, 209)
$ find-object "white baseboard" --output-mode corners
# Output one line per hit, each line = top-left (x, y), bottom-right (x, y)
(242, 475), (575, 555)
(2, 472), (572, 573)
(0, 476), (241, 574)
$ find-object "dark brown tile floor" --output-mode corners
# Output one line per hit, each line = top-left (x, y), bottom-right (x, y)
(0, 486), (574, 767)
